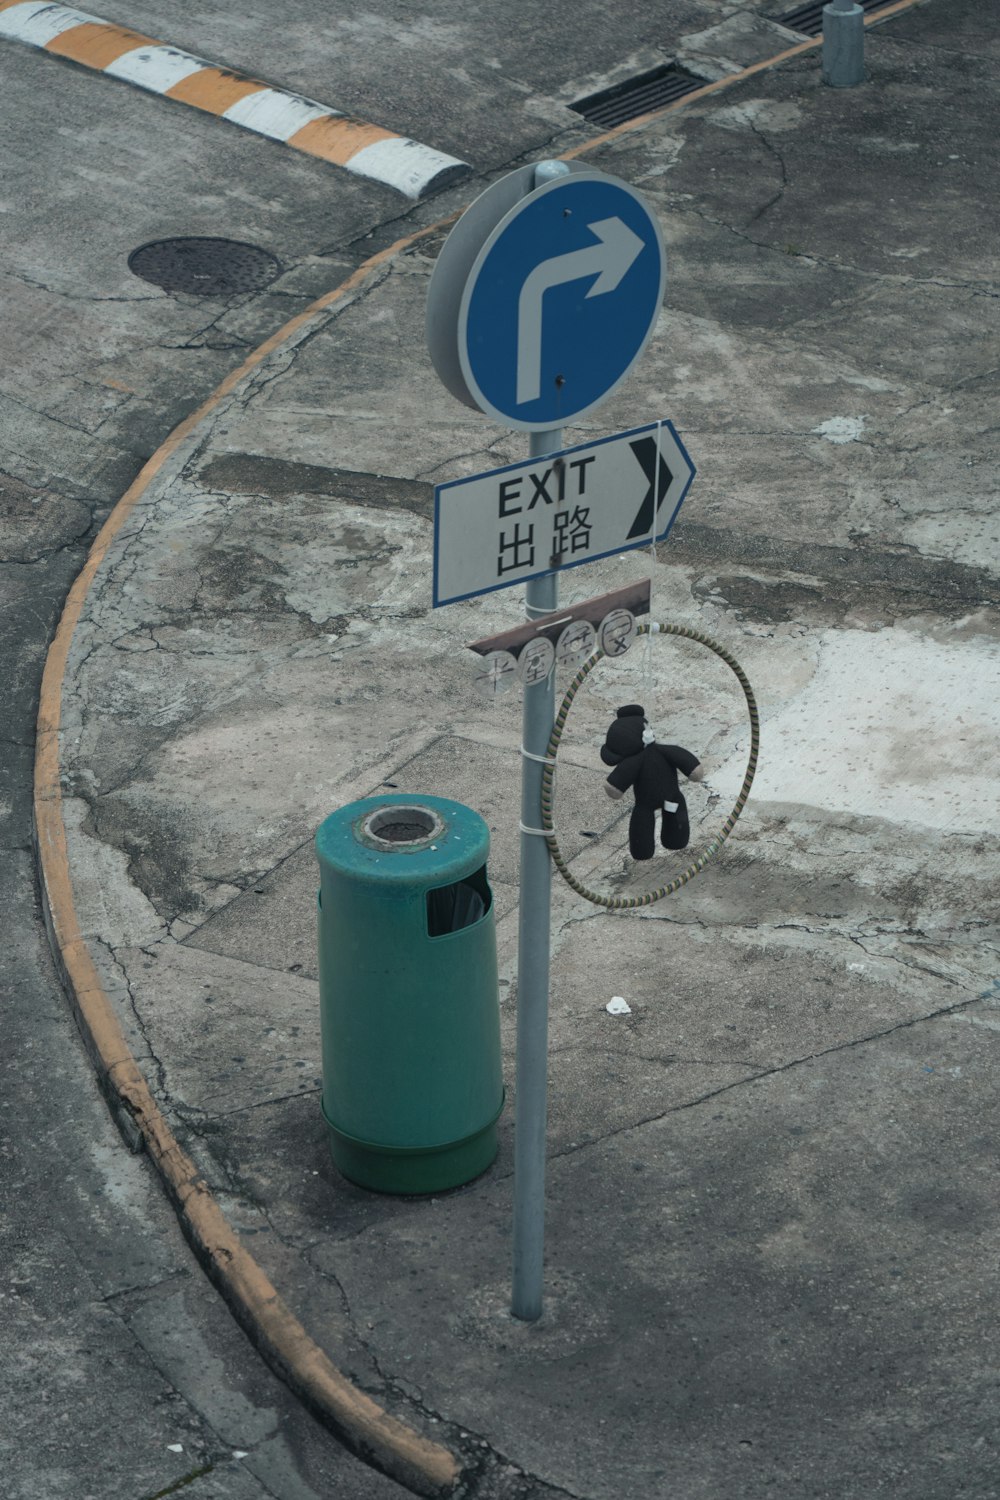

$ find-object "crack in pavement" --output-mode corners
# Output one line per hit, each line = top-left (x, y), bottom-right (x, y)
(184, 1084), (322, 1126)
(880, 31), (1000, 66)
(49, 1239), (257, 1490)
(667, 193), (1000, 299)
(177, 1115), (297, 1256)
(108, 941), (171, 1102)
(5, 267), (166, 305)
(102, 1267), (192, 1308)
(743, 112), (789, 230)
(228, 268), (394, 419)
(538, 984), (994, 1171)
(337, 1303), (578, 1500)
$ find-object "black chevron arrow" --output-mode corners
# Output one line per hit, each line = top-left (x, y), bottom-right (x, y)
(626, 437), (674, 540)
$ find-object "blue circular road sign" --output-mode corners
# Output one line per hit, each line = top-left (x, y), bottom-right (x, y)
(456, 169), (666, 431)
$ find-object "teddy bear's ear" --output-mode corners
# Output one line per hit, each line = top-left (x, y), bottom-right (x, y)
(616, 704), (645, 719)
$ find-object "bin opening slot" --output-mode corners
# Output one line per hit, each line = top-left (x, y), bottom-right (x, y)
(427, 866), (492, 937)
(365, 806), (443, 846)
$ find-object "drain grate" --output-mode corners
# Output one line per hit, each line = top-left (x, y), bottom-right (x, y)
(128, 237), (281, 296)
(773, 0), (900, 37)
(570, 64), (706, 129)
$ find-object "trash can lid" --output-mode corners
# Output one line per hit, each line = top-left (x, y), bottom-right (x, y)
(315, 793), (490, 883)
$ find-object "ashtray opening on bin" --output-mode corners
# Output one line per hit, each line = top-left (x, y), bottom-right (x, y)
(427, 864), (492, 937)
(361, 805), (445, 849)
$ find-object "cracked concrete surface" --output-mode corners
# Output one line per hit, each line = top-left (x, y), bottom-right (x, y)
(32, 1), (1000, 1496)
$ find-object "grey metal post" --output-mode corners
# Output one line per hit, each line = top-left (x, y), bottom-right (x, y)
(511, 426), (560, 1323)
(822, 0), (865, 88)
(511, 157), (570, 1324)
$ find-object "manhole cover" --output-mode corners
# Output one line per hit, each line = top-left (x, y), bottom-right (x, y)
(128, 237), (281, 296)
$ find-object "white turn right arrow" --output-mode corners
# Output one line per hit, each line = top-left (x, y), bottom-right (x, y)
(515, 216), (645, 405)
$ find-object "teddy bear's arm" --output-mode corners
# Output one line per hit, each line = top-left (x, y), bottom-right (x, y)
(604, 755), (640, 799)
(659, 744), (704, 781)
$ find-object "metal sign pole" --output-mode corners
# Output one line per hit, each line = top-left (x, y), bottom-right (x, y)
(510, 158), (570, 1325)
(511, 424), (562, 1322)
(424, 155), (666, 1322)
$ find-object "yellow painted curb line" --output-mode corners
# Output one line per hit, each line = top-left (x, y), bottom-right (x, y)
(32, 2), (929, 1492)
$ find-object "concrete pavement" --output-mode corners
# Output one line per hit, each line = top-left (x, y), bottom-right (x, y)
(34, 2), (1000, 1495)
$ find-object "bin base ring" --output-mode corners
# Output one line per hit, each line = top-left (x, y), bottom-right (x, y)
(322, 1091), (505, 1196)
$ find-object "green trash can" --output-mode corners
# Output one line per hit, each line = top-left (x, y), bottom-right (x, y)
(315, 794), (504, 1194)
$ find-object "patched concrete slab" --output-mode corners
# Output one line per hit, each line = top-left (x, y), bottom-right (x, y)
(119, 941), (322, 1117)
(0, 471), (91, 563)
(678, 12), (808, 77)
(749, 628), (1000, 830)
(185, 840), (326, 979)
(546, 907), (962, 1074)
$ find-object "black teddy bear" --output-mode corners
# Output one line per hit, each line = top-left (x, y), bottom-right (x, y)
(601, 704), (705, 861)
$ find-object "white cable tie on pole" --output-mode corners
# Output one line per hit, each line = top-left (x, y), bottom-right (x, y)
(520, 746), (558, 765)
(519, 822), (555, 836)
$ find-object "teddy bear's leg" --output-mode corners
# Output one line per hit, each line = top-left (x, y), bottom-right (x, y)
(660, 794), (690, 851)
(628, 803), (656, 861)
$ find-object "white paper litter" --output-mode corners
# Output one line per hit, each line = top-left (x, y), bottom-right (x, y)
(606, 997), (631, 1015)
(167, 1444), (184, 1453)
(233, 1451), (249, 1460)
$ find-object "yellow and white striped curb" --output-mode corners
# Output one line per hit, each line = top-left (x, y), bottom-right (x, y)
(0, 0), (471, 198)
